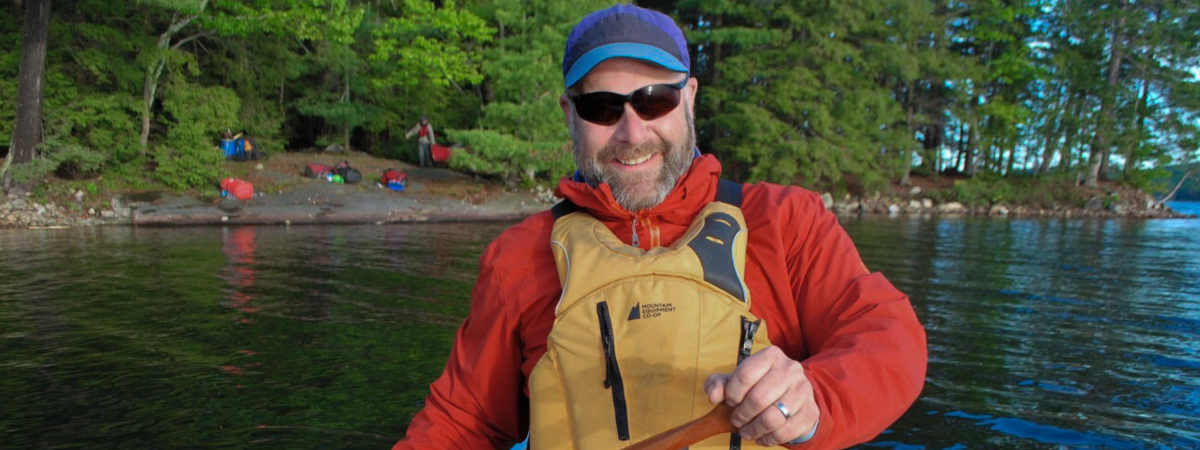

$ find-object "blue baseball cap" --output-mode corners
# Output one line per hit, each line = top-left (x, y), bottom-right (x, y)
(563, 4), (690, 89)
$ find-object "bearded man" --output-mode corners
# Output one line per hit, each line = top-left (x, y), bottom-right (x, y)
(394, 5), (926, 449)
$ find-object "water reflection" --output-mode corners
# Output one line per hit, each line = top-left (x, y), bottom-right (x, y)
(843, 215), (1200, 449)
(0, 215), (1197, 449)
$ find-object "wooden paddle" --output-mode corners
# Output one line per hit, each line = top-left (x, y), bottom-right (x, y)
(623, 402), (738, 450)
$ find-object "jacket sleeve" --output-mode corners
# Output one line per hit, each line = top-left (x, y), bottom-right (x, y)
(404, 124), (419, 139)
(393, 242), (526, 450)
(782, 191), (927, 449)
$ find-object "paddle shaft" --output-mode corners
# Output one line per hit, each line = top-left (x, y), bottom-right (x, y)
(623, 403), (738, 450)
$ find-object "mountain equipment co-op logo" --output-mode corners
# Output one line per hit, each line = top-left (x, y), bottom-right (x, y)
(627, 302), (676, 321)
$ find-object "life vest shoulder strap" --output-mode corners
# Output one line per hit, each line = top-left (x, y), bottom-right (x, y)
(551, 199), (580, 219)
(715, 178), (742, 207)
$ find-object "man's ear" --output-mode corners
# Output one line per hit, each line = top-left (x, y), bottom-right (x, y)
(685, 77), (698, 117)
(560, 93), (573, 127)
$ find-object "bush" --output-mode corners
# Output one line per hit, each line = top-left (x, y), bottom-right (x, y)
(950, 173), (1015, 207)
(937, 173), (1090, 209)
(154, 80), (239, 189)
(447, 129), (572, 187)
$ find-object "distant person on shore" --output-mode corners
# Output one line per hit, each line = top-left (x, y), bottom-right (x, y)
(404, 115), (436, 168)
(395, 5), (926, 450)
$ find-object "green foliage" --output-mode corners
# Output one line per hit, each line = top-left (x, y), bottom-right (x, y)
(0, 75), (14, 146)
(370, 0), (492, 89)
(443, 0), (614, 183)
(949, 173), (1015, 207)
(1103, 192), (1120, 209)
(153, 80), (238, 189)
(42, 68), (142, 164)
(3, 0), (1197, 199)
(5, 157), (59, 185)
(1121, 166), (1170, 193)
(448, 128), (572, 186)
(937, 173), (1087, 209)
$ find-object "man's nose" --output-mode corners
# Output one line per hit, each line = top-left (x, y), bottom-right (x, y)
(611, 102), (650, 146)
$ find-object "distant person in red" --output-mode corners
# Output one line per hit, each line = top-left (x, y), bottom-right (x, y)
(404, 115), (437, 168)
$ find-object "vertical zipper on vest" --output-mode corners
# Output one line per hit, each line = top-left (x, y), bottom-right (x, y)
(730, 317), (763, 449)
(738, 317), (762, 364)
(597, 302), (631, 441)
(630, 217), (640, 248)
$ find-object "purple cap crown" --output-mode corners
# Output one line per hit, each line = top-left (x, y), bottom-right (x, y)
(563, 4), (690, 88)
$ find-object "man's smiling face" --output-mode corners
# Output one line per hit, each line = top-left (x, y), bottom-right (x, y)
(561, 58), (698, 213)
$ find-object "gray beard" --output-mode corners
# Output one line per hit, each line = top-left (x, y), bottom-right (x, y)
(571, 110), (696, 213)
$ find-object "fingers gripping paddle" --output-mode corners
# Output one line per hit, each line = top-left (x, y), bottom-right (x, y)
(623, 403), (738, 450)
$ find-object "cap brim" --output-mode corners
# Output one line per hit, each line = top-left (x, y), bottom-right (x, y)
(565, 43), (688, 88)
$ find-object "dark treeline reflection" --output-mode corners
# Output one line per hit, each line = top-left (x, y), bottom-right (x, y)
(0, 217), (1197, 449)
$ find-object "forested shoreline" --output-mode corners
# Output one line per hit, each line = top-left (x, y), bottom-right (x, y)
(1, 0), (1197, 207)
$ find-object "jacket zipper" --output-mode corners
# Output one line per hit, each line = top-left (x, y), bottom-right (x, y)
(630, 217), (640, 248)
(730, 317), (762, 450)
(597, 302), (631, 441)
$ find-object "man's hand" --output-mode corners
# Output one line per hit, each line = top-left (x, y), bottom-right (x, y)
(704, 346), (819, 447)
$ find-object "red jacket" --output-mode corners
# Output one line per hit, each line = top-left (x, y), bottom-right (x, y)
(395, 155), (927, 449)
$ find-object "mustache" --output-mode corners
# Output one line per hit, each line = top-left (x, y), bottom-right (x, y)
(596, 139), (668, 163)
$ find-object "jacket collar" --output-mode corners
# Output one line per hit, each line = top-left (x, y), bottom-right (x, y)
(554, 153), (723, 226)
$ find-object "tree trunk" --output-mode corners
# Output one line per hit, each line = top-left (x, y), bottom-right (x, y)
(1038, 84), (1065, 176)
(1060, 93), (1082, 173)
(138, 4), (205, 155)
(4, 0), (50, 194)
(955, 121), (965, 172)
(1039, 123), (1059, 176)
(343, 80), (351, 152)
(932, 124), (942, 178)
(901, 91), (915, 186)
(1002, 141), (1014, 175)
(1087, 3), (1126, 188)
(1124, 77), (1150, 175)
(1021, 142), (1032, 174)
(965, 117), (977, 176)
(1153, 169), (1194, 208)
(1099, 142), (1111, 179)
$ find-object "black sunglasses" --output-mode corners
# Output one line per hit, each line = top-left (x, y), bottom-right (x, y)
(569, 79), (688, 126)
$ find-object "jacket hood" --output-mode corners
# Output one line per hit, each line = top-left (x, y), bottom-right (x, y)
(553, 154), (723, 226)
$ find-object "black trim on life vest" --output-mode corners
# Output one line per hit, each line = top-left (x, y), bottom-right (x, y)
(551, 200), (580, 219)
(597, 302), (631, 441)
(687, 211), (747, 302)
(716, 179), (743, 207)
(729, 316), (762, 449)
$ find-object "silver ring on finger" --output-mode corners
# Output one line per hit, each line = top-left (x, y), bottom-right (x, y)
(774, 401), (791, 420)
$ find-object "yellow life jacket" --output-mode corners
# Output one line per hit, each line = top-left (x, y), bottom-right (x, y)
(529, 180), (773, 449)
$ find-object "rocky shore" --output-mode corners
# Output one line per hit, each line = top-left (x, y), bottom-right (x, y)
(2, 184), (1191, 229)
(1, 152), (1191, 229)
(818, 190), (1192, 219)
(0, 192), (129, 228)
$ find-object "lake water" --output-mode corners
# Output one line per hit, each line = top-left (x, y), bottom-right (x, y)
(1, 203), (1197, 449)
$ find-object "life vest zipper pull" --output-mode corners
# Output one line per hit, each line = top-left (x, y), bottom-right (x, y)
(740, 319), (761, 360)
(630, 217), (640, 248)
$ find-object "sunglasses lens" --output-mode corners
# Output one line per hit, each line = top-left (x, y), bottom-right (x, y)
(631, 85), (681, 121)
(572, 83), (684, 125)
(573, 92), (625, 126)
